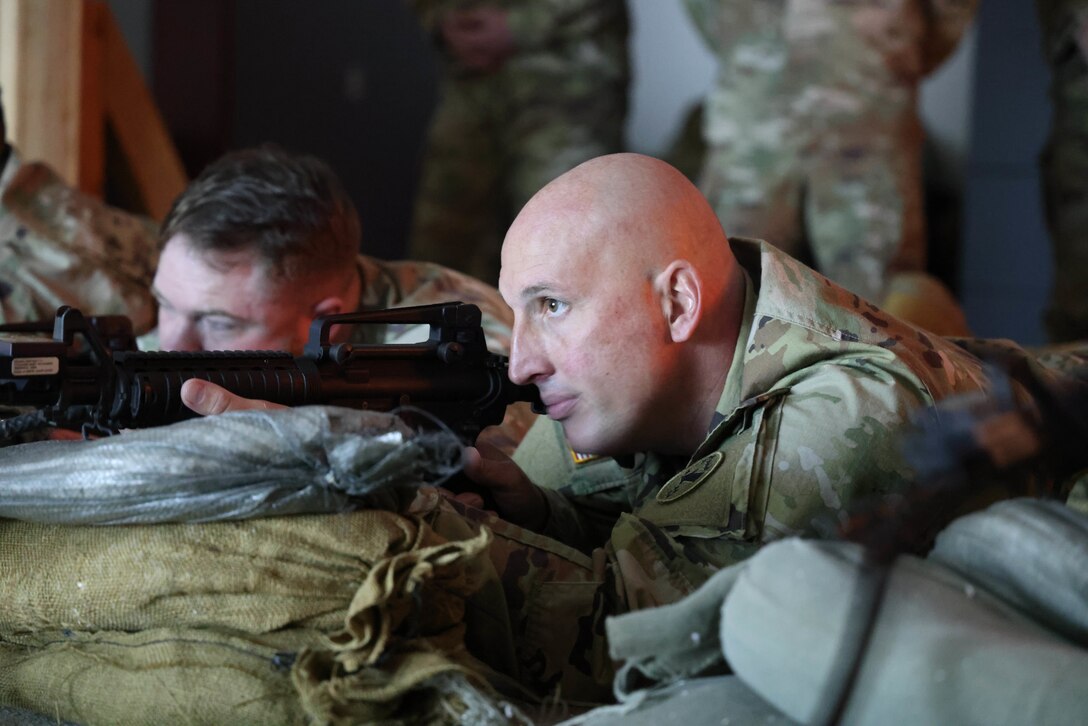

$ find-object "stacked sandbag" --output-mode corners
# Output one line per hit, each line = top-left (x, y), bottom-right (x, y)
(0, 408), (530, 725)
(563, 498), (1088, 726)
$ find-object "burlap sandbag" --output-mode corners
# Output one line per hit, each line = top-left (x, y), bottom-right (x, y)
(0, 509), (528, 725)
(0, 511), (426, 634)
(0, 626), (320, 726)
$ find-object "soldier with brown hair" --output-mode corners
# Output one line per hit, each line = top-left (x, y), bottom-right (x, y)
(149, 145), (515, 356)
(148, 145), (535, 453)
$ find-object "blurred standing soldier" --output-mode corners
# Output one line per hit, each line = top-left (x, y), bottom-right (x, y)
(405, 0), (630, 284)
(684, 0), (978, 304)
(0, 91), (158, 331)
(1038, 0), (1088, 342)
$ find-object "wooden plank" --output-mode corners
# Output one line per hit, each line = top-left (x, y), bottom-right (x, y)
(102, 5), (187, 220)
(0, 0), (85, 186)
(78, 0), (106, 196)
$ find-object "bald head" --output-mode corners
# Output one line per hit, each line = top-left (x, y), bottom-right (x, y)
(503, 153), (733, 299)
(499, 154), (746, 456)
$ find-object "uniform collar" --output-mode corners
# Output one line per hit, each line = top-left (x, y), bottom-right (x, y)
(708, 265), (756, 435)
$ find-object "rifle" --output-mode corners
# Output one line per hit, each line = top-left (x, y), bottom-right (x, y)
(0, 302), (542, 442)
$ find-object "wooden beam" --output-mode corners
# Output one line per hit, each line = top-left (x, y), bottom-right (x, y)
(102, 4), (187, 220)
(0, 0), (87, 188)
(78, 0), (106, 196)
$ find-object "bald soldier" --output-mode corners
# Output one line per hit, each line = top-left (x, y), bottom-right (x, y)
(182, 154), (1059, 698)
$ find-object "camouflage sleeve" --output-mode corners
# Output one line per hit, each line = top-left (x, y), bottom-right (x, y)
(920, 0), (980, 73)
(0, 161), (159, 332)
(505, 0), (626, 52)
(538, 485), (628, 553)
(417, 490), (615, 701)
(605, 360), (928, 612)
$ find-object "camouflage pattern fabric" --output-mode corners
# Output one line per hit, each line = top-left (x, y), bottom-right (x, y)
(490, 238), (1060, 695)
(663, 101), (707, 184)
(412, 488), (613, 704)
(880, 270), (972, 336)
(406, 0), (629, 284)
(684, 0), (978, 303)
(0, 151), (159, 333)
(1038, 0), (1088, 342)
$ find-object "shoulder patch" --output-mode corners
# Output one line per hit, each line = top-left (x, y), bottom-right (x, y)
(570, 449), (600, 466)
(656, 451), (724, 503)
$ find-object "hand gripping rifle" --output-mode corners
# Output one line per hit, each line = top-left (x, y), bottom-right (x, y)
(0, 302), (542, 442)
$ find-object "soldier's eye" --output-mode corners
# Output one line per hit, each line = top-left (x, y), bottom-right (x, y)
(543, 298), (567, 315)
(200, 316), (242, 334)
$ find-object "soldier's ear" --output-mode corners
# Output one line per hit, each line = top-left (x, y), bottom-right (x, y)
(310, 295), (350, 342)
(656, 259), (701, 343)
(311, 295), (345, 319)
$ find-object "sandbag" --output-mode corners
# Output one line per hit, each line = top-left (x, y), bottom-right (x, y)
(572, 499), (1088, 726)
(929, 498), (1088, 646)
(0, 511), (426, 634)
(0, 406), (461, 524)
(0, 511), (529, 725)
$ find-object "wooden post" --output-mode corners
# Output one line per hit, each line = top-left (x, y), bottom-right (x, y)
(102, 6), (187, 220)
(0, 0), (185, 219)
(0, 0), (91, 190)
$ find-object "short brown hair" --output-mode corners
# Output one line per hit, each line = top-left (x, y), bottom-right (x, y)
(160, 146), (360, 281)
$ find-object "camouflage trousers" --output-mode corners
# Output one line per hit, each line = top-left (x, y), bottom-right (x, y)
(414, 489), (613, 704)
(412, 488), (723, 706)
(699, 118), (926, 304)
(407, 72), (626, 285)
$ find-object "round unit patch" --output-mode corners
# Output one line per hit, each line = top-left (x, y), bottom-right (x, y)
(656, 451), (724, 503)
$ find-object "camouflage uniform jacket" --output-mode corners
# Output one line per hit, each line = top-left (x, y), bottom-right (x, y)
(520, 238), (1002, 612)
(0, 150), (158, 333)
